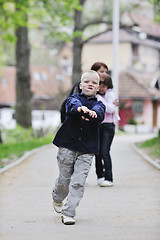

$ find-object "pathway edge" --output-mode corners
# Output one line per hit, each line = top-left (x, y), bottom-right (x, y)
(132, 143), (160, 170)
(0, 144), (51, 174)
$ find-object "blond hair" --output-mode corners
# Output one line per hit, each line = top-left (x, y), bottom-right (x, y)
(81, 70), (100, 83)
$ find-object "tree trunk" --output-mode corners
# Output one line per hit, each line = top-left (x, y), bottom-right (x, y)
(15, 26), (32, 128)
(72, 0), (86, 85)
(0, 130), (2, 144)
(72, 36), (83, 85)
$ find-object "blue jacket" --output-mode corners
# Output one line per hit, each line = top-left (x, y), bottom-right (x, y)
(53, 92), (105, 154)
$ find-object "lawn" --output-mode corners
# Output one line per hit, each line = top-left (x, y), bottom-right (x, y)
(0, 126), (159, 169)
(0, 126), (55, 168)
(136, 136), (160, 161)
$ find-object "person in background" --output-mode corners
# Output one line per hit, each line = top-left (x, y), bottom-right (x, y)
(96, 75), (120, 187)
(52, 70), (105, 225)
(91, 62), (109, 82)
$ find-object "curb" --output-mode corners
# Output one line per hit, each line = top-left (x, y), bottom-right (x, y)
(132, 143), (160, 170)
(0, 144), (51, 175)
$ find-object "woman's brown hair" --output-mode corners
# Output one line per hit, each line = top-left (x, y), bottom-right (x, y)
(91, 62), (108, 72)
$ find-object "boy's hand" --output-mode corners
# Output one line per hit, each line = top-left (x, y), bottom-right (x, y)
(77, 106), (89, 113)
(77, 106), (97, 121)
(88, 110), (97, 118)
(77, 106), (90, 121)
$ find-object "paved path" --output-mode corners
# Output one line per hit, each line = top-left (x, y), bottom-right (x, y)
(0, 133), (160, 240)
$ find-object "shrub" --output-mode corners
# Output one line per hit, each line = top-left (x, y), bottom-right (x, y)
(127, 118), (137, 125)
(2, 125), (34, 144)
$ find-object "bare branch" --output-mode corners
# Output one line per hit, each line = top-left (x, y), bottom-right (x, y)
(81, 27), (112, 45)
(82, 19), (112, 31)
(81, 23), (137, 45)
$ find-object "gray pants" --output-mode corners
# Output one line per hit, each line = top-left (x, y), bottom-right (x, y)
(52, 147), (94, 217)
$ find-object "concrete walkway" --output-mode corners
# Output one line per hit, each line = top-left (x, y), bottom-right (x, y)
(0, 133), (160, 240)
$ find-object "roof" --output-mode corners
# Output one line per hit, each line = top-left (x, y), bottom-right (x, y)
(129, 12), (160, 38)
(0, 67), (16, 106)
(88, 29), (160, 49)
(119, 69), (160, 100)
(1, 66), (160, 108)
(0, 66), (72, 107)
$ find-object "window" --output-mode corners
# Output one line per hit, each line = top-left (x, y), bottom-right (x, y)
(33, 72), (40, 82)
(132, 44), (139, 57)
(2, 77), (7, 88)
(132, 100), (144, 114)
(41, 72), (48, 81)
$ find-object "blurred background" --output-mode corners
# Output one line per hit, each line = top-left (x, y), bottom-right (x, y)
(0, 0), (160, 134)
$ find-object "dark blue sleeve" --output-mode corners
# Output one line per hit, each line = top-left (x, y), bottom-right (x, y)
(92, 101), (105, 123)
(65, 95), (82, 114)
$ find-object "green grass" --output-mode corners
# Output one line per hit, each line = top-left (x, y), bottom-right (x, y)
(0, 134), (54, 168)
(137, 137), (160, 160)
(140, 137), (160, 147)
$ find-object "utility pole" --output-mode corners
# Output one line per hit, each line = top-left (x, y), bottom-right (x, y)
(112, 0), (120, 99)
(112, 0), (120, 130)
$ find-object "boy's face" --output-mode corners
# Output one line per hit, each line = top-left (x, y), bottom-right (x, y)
(80, 75), (99, 97)
(99, 83), (108, 95)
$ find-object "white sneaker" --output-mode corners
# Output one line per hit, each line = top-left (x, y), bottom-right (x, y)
(97, 177), (105, 185)
(53, 201), (63, 213)
(85, 177), (89, 185)
(61, 215), (75, 225)
(100, 180), (113, 187)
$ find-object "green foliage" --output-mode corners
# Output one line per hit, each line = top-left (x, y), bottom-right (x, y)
(138, 136), (160, 160)
(0, 125), (55, 166)
(140, 137), (160, 148)
(0, 0), (81, 42)
(0, 0), (82, 66)
(148, 0), (160, 23)
(73, 31), (83, 38)
(83, 0), (113, 22)
(0, 134), (53, 164)
(127, 118), (137, 125)
(2, 125), (35, 144)
(2, 33), (16, 42)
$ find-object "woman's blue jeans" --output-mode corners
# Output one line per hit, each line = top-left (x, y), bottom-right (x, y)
(95, 123), (115, 182)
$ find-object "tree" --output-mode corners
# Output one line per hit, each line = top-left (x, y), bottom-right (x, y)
(15, 25), (32, 127)
(72, 0), (86, 85)
(71, 0), (123, 84)
(0, 0), (34, 128)
(0, 0), (80, 128)
(71, 0), (158, 85)
(15, 1), (31, 127)
(148, 0), (160, 23)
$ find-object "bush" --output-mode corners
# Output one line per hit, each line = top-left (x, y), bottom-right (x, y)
(2, 125), (34, 144)
(127, 118), (137, 125)
(0, 134), (54, 167)
(0, 125), (55, 166)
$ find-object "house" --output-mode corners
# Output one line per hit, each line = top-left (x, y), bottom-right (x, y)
(81, 21), (160, 132)
(118, 69), (160, 132)
(0, 13), (160, 132)
(82, 27), (160, 72)
(0, 65), (72, 109)
(0, 66), (72, 129)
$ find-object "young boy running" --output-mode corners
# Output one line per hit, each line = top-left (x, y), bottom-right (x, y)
(52, 70), (105, 225)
